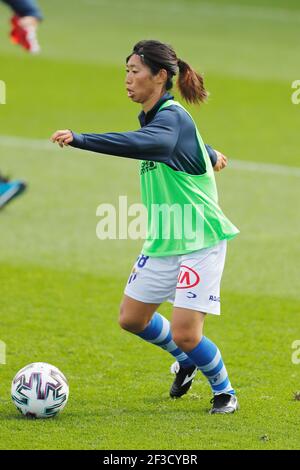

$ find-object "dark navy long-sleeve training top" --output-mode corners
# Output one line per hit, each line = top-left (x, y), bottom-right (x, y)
(70, 93), (217, 175)
(2, 0), (43, 19)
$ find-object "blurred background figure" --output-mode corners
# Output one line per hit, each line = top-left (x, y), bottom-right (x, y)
(0, 0), (43, 209)
(0, 172), (26, 210)
(2, 0), (43, 53)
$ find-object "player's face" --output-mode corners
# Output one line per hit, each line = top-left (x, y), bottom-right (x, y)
(126, 54), (158, 104)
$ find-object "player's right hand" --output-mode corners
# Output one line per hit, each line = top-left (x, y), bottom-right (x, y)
(51, 130), (74, 148)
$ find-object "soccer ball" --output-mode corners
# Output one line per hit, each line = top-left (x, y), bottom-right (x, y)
(11, 362), (69, 418)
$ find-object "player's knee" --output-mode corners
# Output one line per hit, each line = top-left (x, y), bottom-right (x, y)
(172, 330), (201, 352)
(118, 304), (132, 331)
(118, 304), (145, 333)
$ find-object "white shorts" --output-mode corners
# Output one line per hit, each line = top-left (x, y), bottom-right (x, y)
(124, 240), (227, 315)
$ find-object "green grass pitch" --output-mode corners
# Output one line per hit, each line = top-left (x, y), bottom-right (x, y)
(0, 0), (300, 450)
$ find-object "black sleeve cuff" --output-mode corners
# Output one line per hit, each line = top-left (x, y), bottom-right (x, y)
(69, 132), (86, 149)
(205, 144), (218, 167)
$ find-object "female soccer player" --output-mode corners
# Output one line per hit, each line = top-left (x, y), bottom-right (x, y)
(51, 40), (239, 414)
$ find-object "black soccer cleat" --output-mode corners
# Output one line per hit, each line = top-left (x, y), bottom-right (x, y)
(209, 393), (239, 414)
(169, 361), (198, 398)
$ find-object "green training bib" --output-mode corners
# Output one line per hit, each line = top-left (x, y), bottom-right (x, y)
(140, 100), (239, 256)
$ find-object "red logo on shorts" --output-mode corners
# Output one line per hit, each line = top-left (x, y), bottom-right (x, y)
(177, 265), (200, 289)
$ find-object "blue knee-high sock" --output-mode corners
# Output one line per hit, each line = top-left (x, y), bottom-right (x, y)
(136, 312), (195, 369)
(186, 336), (235, 395)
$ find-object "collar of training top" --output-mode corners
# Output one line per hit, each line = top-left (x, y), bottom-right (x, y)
(138, 93), (174, 127)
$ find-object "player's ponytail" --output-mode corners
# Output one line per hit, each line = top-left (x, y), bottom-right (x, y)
(177, 59), (208, 104)
(127, 40), (208, 106)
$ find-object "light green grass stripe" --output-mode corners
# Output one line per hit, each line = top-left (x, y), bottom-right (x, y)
(82, 0), (300, 23)
(1, 135), (300, 176)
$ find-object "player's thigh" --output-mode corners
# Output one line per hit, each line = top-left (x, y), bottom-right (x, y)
(124, 253), (179, 304)
(171, 307), (206, 350)
(119, 294), (160, 333)
(173, 240), (227, 316)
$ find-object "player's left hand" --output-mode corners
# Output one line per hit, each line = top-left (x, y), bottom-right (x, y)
(214, 151), (228, 172)
(51, 130), (74, 148)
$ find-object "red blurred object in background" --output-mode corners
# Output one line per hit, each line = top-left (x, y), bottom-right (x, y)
(10, 15), (40, 53)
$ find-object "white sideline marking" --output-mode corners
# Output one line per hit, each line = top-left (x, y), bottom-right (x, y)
(0, 135), (53, 150)
(0, 135), (299, 177)
(229, 159), (300, 177)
